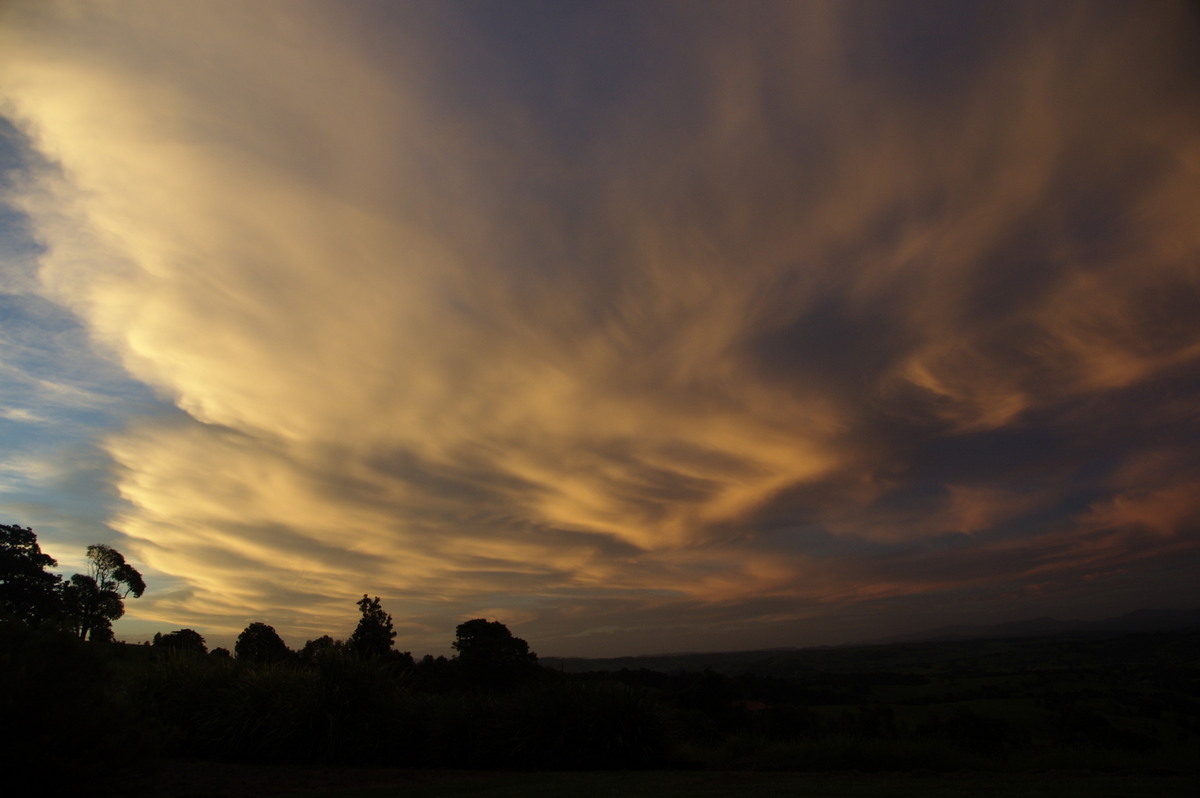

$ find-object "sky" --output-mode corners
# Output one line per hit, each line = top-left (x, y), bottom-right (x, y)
(1, 0), (1198, 658)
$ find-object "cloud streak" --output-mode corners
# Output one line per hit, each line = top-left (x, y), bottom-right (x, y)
(1, 0), (1198, 654)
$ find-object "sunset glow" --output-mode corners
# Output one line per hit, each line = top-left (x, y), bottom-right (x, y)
(2, 0), (1198, 656)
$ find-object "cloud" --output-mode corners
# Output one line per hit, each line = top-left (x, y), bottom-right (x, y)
(1, 0), (1198, 654)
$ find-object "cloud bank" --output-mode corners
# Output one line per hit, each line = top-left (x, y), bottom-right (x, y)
(1, 0), (1198, 654)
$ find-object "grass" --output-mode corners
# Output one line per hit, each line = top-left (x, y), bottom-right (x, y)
(137, 763), (1200, 798)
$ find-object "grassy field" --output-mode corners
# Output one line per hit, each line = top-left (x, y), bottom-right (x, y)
(138, 762), (1200, 798)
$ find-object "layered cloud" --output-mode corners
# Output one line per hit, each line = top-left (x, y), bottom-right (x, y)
(1, 0), (1198, 654)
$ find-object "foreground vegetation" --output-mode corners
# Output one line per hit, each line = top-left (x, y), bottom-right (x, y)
(3, 621), (1198, 790)
(3, 524), (1198, 794)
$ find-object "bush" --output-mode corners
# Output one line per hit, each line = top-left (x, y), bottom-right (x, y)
(0, 623), (140, 788)
(505, 678), (671, 769)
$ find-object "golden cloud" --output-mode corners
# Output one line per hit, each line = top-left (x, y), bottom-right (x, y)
(2, 0), (1198, 653)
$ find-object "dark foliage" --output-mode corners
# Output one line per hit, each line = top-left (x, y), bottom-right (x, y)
(347, 595), (395, 659)
(0, 623), (144, 791)
(153, 628), (208, 656)
(502, 676), (669, 769)
(453, 618), (538, 689)
(60, 573), (122, 640)
(86, 543), (146, 598)
(235, 622), (291, 663)
(61, 544), (146, 641)
(0, 523), (61, 626)
(299, 634), (342, 663)
(1, 525), (148, 642)
(8, 581), (1199, 775)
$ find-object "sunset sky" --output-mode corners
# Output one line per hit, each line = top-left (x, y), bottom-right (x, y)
(1, 0), (1198, 657)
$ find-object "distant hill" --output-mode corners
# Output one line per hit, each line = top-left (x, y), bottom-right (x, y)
(863, 606), (1200, 645)
(541, 607), (1200, 675)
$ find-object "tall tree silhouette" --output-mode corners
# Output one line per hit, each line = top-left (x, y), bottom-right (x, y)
(348, 594), (395, 659)
(0, 523), (62, 626)
(85, 544), (146, 599)
(62, 544), (145, 641)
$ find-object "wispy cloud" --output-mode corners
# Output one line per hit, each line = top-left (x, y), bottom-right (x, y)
(1, 0), (1198, 654)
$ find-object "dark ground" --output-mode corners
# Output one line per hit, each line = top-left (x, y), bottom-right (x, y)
(130, 760), (1200, 798)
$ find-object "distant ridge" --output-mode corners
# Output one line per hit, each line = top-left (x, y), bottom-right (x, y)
(542, 607), (1200, 673)
(862, 606), (1200, 645)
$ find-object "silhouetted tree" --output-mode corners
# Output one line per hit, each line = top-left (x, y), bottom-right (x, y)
(299, 634), (343, 663)
(415, 653), (456, 692)
(347, 595), (395, 659)
(61, 545), (145, 641)
(235, 621), (290, 663)
(210, 647), (232, 659)
(0, 524), (62, 626)
(453, 618), (538, 687)
(153, 628), (208, 656)
(61, 574), (122, 641)
(85, 544), (146, 599)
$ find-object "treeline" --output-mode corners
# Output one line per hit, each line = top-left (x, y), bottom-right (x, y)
(129, 633), (661, 769)
(148, 596), (540, 686)
(145, 598), (547, 697)
(2, 523), (669, 777)
(4, 523), (1200, 780)
(8, 618), (1199, 779)
(1, 607), (668, 778)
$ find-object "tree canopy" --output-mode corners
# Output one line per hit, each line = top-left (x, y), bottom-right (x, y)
(235, 622), (290, 663)
(1, 525), (145, 640)
(61, 574), (124, 641)
(299, 634), (342, 663)
(0, 523), (62, 626)
(348, 594), (396, 659)
(453, 618), (538, 686)
(153, 628), (208, 656)
(86, 544), (146, 599)
(62, 544), (146, 640)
